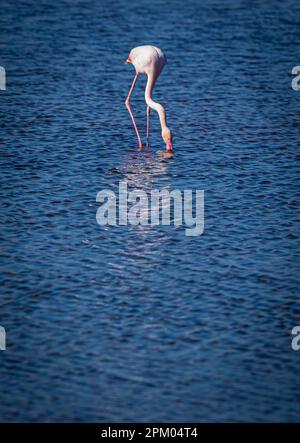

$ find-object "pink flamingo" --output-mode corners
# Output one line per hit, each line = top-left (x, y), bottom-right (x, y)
(125, 45), (173, 152)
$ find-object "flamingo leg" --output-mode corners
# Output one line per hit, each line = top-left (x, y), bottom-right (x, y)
(125, 73), (142, 150)
(146, 106), (150, 148)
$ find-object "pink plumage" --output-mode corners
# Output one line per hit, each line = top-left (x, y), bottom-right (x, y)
(125, 45), (173, 152)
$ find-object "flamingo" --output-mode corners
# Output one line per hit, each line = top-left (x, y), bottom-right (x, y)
(125, 45), (173, 152)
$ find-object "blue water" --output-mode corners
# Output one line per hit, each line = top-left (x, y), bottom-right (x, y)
(1, 0), (300, 422)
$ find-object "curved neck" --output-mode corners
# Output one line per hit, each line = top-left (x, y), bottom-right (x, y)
(145, 72), (168, 130)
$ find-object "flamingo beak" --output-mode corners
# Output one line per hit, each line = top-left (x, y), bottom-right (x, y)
(166, 140), (173, 151)
(124, 57), (131, 64)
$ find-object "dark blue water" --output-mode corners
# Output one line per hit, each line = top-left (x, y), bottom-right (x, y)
(1, 0), (300, 422)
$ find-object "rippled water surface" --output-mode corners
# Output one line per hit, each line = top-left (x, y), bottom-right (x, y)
(1, 0), (300, 422)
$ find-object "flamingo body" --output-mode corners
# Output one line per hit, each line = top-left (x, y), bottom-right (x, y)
(125, 45), (173, 151)
(128, 45), (166, 75)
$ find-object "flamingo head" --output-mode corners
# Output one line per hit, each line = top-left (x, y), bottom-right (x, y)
(162, 127), (173, 151)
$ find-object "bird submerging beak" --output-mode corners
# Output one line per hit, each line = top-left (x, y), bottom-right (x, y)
(162, 127), (173, 152)
(124, 45), (173, 153)
(166, 140), (173, 151)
